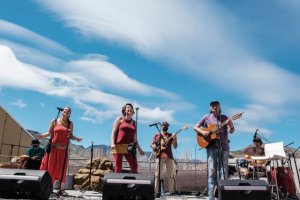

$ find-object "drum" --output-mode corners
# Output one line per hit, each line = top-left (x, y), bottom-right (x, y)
(239, 159), (266, 179)
(237, 159), (250, 179)
(249, 166), (266, 179)
(238, 159), (249, 168)
(271, 167), (296, 198)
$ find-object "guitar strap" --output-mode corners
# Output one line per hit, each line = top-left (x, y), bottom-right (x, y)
(157, 132), (174, 159)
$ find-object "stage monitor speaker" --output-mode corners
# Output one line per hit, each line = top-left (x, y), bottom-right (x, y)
(103, 173), (154, 200)
(218, 179), (271, 200)
(0, 168), (53, 200)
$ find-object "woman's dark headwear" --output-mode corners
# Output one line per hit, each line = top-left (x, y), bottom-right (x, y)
(122, 103), (135, 116)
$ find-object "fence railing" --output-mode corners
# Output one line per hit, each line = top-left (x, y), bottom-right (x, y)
(68, 158), (208, 192)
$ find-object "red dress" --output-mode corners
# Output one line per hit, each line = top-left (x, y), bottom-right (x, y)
(40, 123), (69, 183)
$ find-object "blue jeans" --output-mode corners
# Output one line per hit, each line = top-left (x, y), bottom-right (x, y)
(207, 147), (229, 200)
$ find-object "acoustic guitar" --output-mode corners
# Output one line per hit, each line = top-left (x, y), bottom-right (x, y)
(152, 124), (188, 157)
(196, 112), (243, 148)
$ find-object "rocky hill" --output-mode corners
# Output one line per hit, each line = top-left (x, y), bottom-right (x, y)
(27, 130), (300, 161)
(27, 130), (152, 161)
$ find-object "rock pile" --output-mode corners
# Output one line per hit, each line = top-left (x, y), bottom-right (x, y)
(73, 157), (113, 191)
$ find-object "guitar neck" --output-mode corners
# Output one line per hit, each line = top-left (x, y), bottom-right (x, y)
(219, 121), (227, 129)
(164, 129), (182, 143)
(214, 116), (233, 131)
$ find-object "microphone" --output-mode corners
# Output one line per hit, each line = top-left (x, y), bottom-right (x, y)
(149, 122), (160, 127)
(57, 107), (64, 111)
(253, 129), (258, 138)
(136, 107), (139, 110)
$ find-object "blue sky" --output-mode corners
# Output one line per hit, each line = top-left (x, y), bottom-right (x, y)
(1, 0), (300, 160)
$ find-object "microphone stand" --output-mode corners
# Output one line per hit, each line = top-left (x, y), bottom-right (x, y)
(47, 108), (61, 171)
(256, 131), (271, 144)
(133, 107), (139, 171)
(216, 114), (226, 180)
(58, 133), (70, 196)
(81, 141), (94, 192)
(151, 124), (164, 198)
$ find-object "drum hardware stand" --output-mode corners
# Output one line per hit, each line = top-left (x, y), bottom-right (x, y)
(252, 160), (257, 180)
(81, 141), (94, 193)
(236, 159), (242, 180)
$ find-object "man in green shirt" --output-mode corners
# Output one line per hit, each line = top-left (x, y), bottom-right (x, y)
(25, 138), (45, 169)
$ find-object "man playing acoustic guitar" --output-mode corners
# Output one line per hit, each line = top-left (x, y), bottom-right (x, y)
(151, 121), (178, 196)
(194, 101), (235, 200)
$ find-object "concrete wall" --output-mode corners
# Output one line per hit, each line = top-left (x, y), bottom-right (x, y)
(0, 105), (33, 162)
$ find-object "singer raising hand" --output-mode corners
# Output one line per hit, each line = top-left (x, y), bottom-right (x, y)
(111, 103), (144, 173)
(37, 106), (82, 191)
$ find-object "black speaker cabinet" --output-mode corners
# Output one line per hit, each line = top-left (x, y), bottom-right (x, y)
(0, 168), (53, 200)
(103, 173), (154, 200)
(218, 180), (271, 200)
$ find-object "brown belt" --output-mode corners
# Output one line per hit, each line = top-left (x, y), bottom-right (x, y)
(51, 143), (67, 150)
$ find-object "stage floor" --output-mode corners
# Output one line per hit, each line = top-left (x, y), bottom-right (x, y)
(49, 190), (208, 200)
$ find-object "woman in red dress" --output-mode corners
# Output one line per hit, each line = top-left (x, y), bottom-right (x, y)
(111, 103), (144, 173)
(37, 106), (82, 188)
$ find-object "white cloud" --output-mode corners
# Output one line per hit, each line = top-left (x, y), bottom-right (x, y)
(10, 99), (27, 108)
(0, 38), (67, 69)
(2, 1), (299, 135)
(0, 44), (185, 123)
(67, 59), (178, 98)
(0, 20), (72, 56)
(34, 0), (300, 131)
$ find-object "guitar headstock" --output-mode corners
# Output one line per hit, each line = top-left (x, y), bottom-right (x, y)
(181, 124), (189, 131)
(232, 112), (244, 120)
